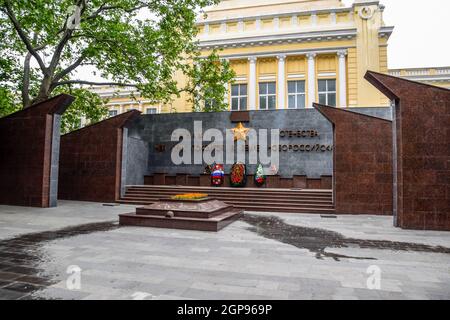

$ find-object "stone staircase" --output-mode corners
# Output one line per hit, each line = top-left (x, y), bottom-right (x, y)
(119, 185), (335, 214)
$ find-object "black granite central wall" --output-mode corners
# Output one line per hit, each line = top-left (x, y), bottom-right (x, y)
(124, 107), (392, 185)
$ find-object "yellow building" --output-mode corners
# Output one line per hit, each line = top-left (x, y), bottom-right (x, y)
(95, 0), (448, 116)
(389, 67), (450, 89)
(197, 0), (394, 110)
(87, 85), (163, 117)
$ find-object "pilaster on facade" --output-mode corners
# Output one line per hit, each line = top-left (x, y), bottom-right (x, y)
(311, 13), (318, 26)
(330, 12), (337, 25)
(237, 20), (244, 32)
(273, 17), (280, 31)
(255, 18), (261, 31)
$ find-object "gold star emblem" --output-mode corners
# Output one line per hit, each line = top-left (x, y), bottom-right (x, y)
(231, 122), (250, 141)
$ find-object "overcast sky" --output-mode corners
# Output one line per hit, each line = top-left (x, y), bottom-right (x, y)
(343, 0), (450, 68)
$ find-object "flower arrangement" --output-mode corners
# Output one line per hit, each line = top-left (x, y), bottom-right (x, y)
(171, 193), (209, 201)
(254, 163), (266, 187)
(230, 163), (246, 187)
(211, 164), (224, 186)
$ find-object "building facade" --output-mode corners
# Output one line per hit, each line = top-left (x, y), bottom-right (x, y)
(93, 0), (448, 116)
(198, 0), (393, 110)
(388, 66), (450, 89)
(87, 85), (162, 118)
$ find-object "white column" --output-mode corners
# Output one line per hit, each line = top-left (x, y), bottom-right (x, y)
(248, 56), (257, 110)
(337, 50), (347, 108)
(277, 55), (287, 109)
(306, 53), (316, 108)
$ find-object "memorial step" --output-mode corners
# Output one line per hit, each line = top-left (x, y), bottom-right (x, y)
(127, 185), (332, 196)
(119, 209), (243, 232)
(123, 194), (333, 205)
(125, 190), (332, 200)
(123, 188), (331, 197)
(135, 201), (235, 219)
(122, 196), (333, 208)
(120, 185), (334, 214)
(119, 200), (334, 214)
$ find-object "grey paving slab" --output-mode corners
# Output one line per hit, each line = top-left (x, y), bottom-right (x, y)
(1, 201), (450, 300)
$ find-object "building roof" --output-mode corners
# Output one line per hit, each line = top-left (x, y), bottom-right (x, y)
(199, 0), (345, 22)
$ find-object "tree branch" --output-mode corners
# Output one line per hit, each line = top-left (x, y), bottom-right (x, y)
(22, 52), (32, 108)
(22, 33), (40, 108)
(52, 54), (87, 84)
(84, 2), (148, 21)
(3, 1), (47, 73)
(49, 1), (87, 73)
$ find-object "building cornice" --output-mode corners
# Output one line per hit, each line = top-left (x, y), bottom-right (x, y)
(392, 75), (450, 83)
(378, 26), (394, 39)
(204, 47), (351, 60)
(199, 28), (358, 50)
(352, 1), (382, 9)
(197, 6), (353, 25)
(106, 100), (153, 106)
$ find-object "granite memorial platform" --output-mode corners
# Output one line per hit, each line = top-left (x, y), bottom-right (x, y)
(119, 198), (243, 232)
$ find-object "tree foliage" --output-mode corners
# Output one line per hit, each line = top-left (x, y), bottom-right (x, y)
(186, 51), (235, 112)
(0, 86), (19, 117)
(0, 0), (233, 130)
(55, 87), (109, 134)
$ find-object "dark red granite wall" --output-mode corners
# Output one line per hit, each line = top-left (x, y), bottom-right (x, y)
(365, 71), (450, 230)
(0, 95), (74, 207)
(314, 103), (393, 215)
(58, 110), (141, 203)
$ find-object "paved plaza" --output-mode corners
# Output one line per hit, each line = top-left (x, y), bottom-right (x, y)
(0, 201), (449, 300)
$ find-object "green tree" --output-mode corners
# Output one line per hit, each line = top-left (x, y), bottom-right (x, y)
(185, 51), (235, 112)
(0, 0), (232, 129)
(0, 86), (19, 117)
(55, 86), (109, 134)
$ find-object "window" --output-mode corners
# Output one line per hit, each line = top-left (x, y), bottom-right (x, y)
(259, 82), (276, 110)
(287, 80), (306, 109)
(231, 84), (247, 111)
(108, 110), (118, 117)
(146, 108), (157, 114)
(318, 79), (336, 107)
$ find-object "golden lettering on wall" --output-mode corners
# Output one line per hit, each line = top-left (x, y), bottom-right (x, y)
(280, 130), (319, 138)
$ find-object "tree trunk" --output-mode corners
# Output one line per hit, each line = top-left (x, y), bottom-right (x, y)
(27, 75), (53, 108)
(22, 52), (32, 109)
